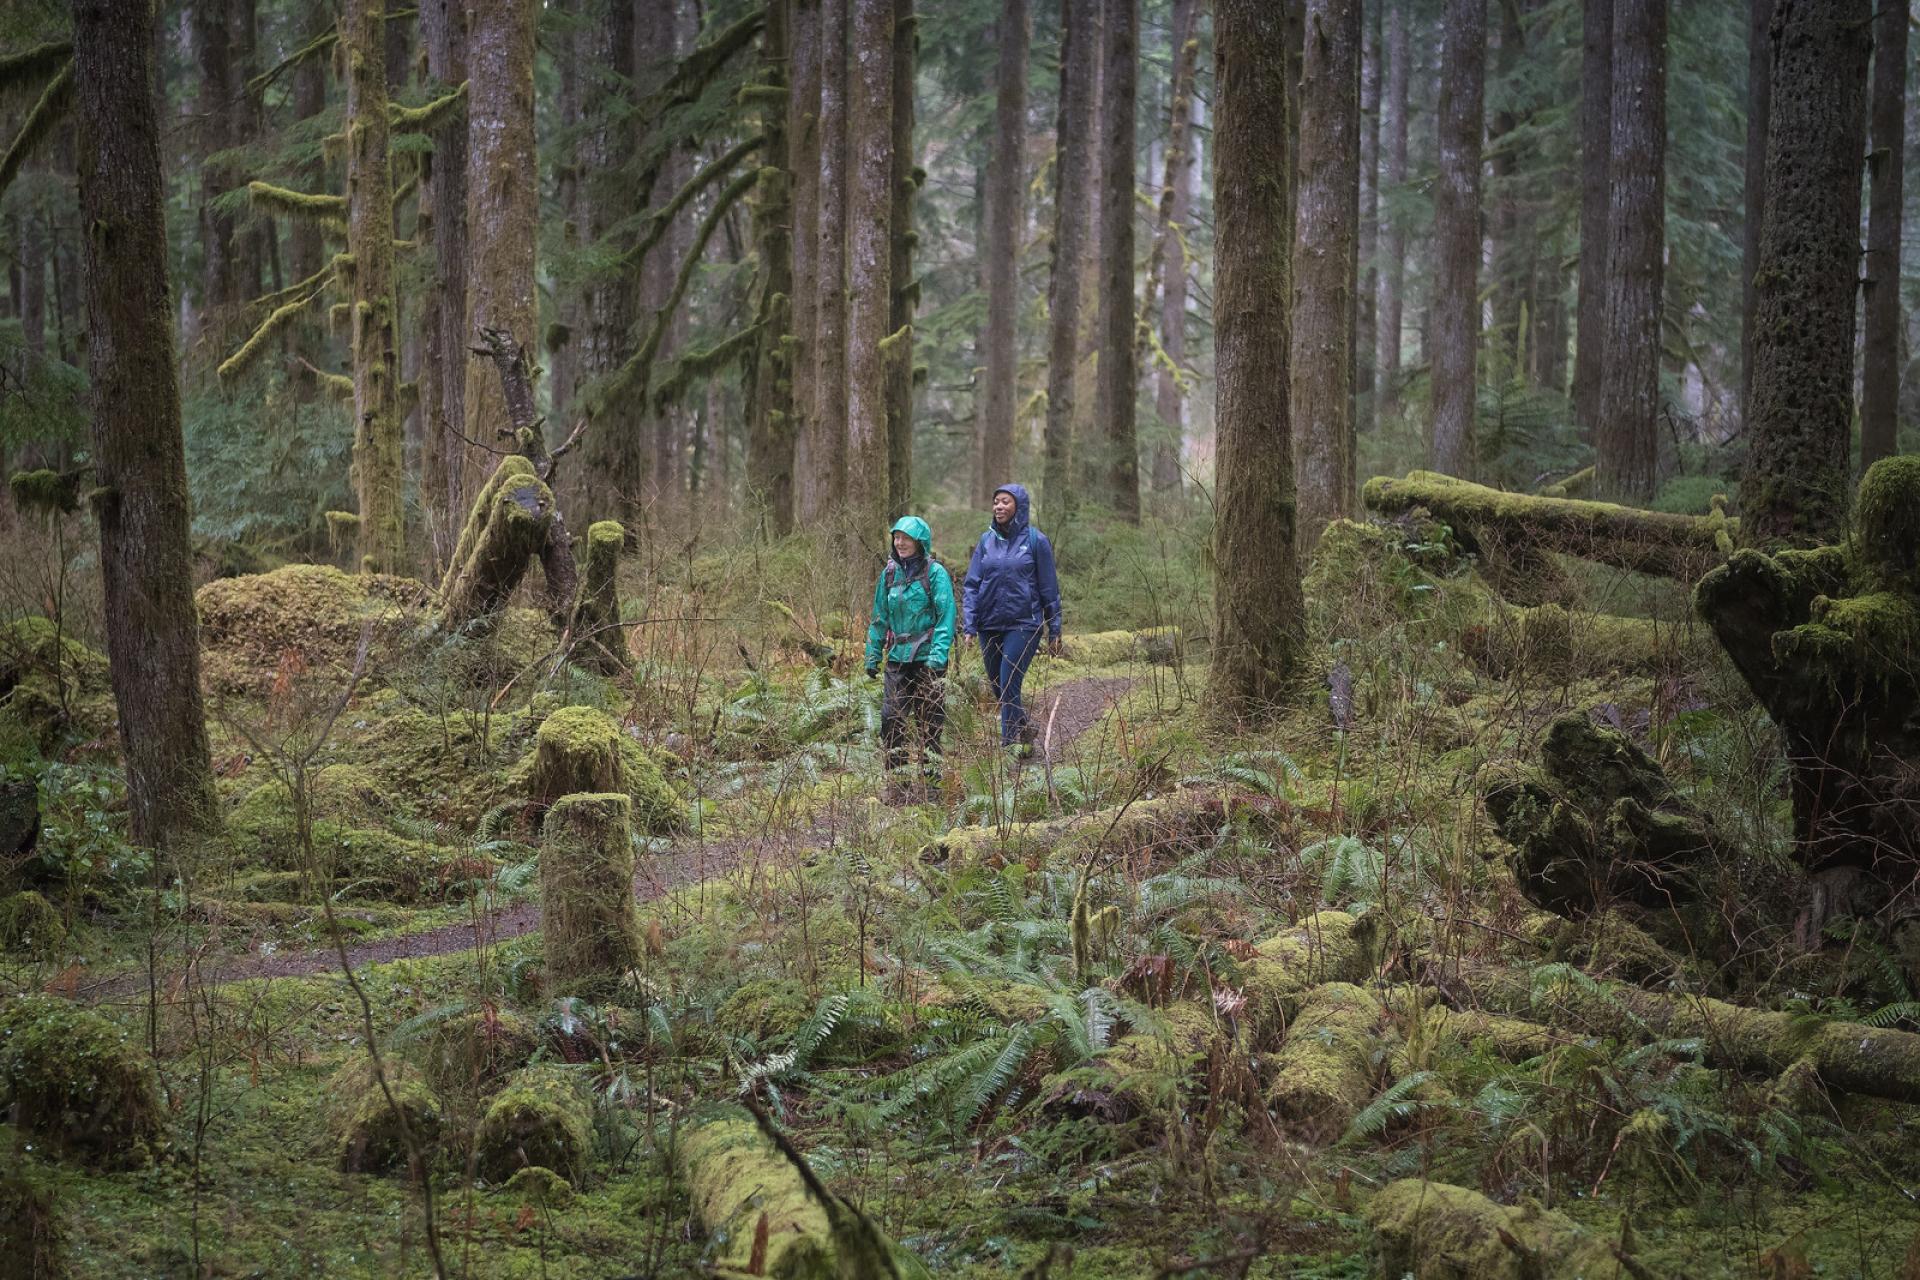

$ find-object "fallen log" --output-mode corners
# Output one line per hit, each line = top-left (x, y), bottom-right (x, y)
(918, 790), (1231, 868)
(1367, 1178), (1659, 1280)
(1462, 602), (1693, 681)
(1266, 981), (1386, 1140)
(1362, 470), (1732, 591)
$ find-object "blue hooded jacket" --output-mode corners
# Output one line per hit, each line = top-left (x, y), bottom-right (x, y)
(961, 483), (1063, 638)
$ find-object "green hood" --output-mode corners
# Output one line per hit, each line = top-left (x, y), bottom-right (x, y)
(890, 515), (932, 556)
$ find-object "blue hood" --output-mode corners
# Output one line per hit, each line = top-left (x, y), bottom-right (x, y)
(992, 483), (1031, 538)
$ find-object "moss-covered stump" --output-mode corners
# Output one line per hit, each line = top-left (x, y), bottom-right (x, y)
(0, 778), (39, 882)
(326, 1056), (443, 1176)
(1462, 603), (1689, 681)
(473, 1065), (592, 1183)
(1363, 469), (1732, 585)
(0, 1165), (64, 1279)
(416, 1005), (539, 1096)
(1484, 714), (1722, 917)
(0, 889), (66, 956)
(0, 995), (160, 1167)
(570, 520), (630, 675)
(677, 1108), (932, 1279)
(0, 617), (114, 748)
(528, 706), (623, 807)
(541, 793), (641, 994)
(1695, 456), (1920, 904)
(1367, 1179), (1658, 1280)
(438, 455), (556, 629)
(918, 790), (1232, 868)
(195, 563), (430, 694)
(1266, 982), (1386, 1141)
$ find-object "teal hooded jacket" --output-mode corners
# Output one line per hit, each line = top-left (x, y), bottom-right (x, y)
(865, 515), (957, 669)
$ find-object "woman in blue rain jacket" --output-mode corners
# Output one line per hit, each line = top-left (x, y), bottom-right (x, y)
(960, 483), (1063, 750)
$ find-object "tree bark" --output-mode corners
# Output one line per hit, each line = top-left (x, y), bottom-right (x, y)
(1096, 0), (1140, 521)
(439, 455), (556, 626)
(786, 0), (822, 530)
(1043, 0), (1096, 516)
(1428, 0), (1483, 480)
(1292, 0), (1361, 546)
(979, 0), (1028, 501)
(344, 0), (408, 574)
(462, 0), (538, 501)
(1593, 0), (1665, 503)
(1572, 0), (1611, 448)
(1146, 0), (1199, 499)
(748, 0), (798, 534)
(71, 0), (219, 849)
(1377, 0), (1408, 417)
(886, 0), (917, 520)
(1209, 0), (1304, 722)
(1861, 0), (1907, 473)
(1353, 0), (1380, 450)
(1741, 0), (1871, 546)
(1739, 0), (1770, 435)
(420, 0), (469, 567)
(192, 0), (238, 333)
(845, 0), (894, 600)
(805, 0), (850, 521)
(286, 32), (327, 402)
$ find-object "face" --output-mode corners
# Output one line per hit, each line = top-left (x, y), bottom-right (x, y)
(992, 492), (1017, 523)
(892, 531), (920, 557)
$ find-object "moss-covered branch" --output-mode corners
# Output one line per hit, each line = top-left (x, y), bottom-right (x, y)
(638, 10), (767, 120)
(390, 81), (468, 133)
(247, 180), (348, 226)
(650, 322), (764, 413)
(0, 59), (72, 201)
(0, 40), (72, 89)
(916, 790), (1235, 867)
(217, 288), (327, 382)
(614, 135), (764, 273)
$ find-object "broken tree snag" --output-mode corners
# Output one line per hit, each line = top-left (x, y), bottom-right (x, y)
(540, 792), (641, 994)
(1695, 456), (1920, 906)
(475, 325), (578, 625)
(1462, 602), (1691, 681)
(677, 1107), (932, 1279)
(570, 520), (629, 674)
(1362, 470), (1733, 587)
(1432, 954), (1920, 1105)
(1367, 1179), (1659, 1280)
(1267, 982), (1387, 1141)
(437, 454), (555, 628)
(917, 790), (1234, 868)
(1483, 714), (1723, 917)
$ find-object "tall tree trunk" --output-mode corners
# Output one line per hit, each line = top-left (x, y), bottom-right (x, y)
(1293, 0), (1360, 544)
(806, 0), (851, 520)
(1861, 0), (1907, 473)
(1044, 0), (1096, 515)
(1096, 0), (1140, 521)
(980, 0), (1028, 500)
(1487, 0), (1527, 355)
(1593, 0), (1665, 502)
(886, 0), (918, 519)
(344, 0), (407, 573)
(420, 0), (469, 566)
(1741, 0), (1871, 546)
(1572, 0), (1611, 447)
(463, 0), (538, 477)
(1210, 0), (1303, 722)
(71, 0), (218, 850)
(787, 0), (822, 529)
(1147, 0), (1199, 499)
(1378, 0), (1408, 417)
(548, 20), (584, 432)
(192, 0), (236, 337)
(1075, 0), (1107, 495)
(846, 0), (894, 599)
(1354, 0), (1380, 448)
(749, 0), (798, 533)
(1428, 0), (1483, 479)
(1739, 0), (1770, 434)
(286, 35), (326, 402)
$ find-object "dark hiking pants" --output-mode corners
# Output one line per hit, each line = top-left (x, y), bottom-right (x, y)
(881, 660), (945, 775)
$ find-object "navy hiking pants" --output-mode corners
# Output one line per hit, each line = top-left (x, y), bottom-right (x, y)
(978, 627), (1041, 747)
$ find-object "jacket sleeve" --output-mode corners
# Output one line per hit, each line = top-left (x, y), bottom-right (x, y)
(927, 565), (958, 668)
(864, 571), (889, 669)
(1033, 532), (1063, 638)
(960, 536), (983, 635)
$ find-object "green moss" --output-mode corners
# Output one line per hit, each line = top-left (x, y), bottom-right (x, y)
(0, 889), (66, 956)
(0, 1164), (64, 1278)
(1852, 454), (1920, 593)
(325, 1056), (442, 1175)
(415, 1006), (538, 1096)
(529, 706), (623, 803)
(541, 792), (641, 994)
(1243, 911), (1380, 1043)
(0, 995), (160, 1167)
(318, 825), (497, 903)
(1367, 1179), (1645, 1279)
(8, 468), (81, 515)
(195, 564), (431, 694)
(0, 616), (114, 747)
(715, 977), (816, 1041)
(1267, 982), (1384, 1139)
(473, 1064), (593, 1183)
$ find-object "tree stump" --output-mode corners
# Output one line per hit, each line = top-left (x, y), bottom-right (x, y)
(570, 520), (629, 674)
(1694, 456), (1920, 915)
(527, 706), (623, 808)
(540, 792), (641, 993)
(437, 455), (555, 628)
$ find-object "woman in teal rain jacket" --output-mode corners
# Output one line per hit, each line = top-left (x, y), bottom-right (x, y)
(864, 515), (957, 785)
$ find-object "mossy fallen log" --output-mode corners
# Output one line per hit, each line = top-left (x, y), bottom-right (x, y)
(540, 792), (643, 995)
(473, 1064), (593, 1183)
(1266, 981), (1386, 1140)
(326, 1056), (442, 1176)
(569, 520), (630, 674)
(1363, 469), (1731, 587)
(415, 1005), (538, 1097)
(438, 455), (556, 628)
(0, 995), (161, 1168)
(677, 1106), (931, 1279)
(1367, 1178), (1659, 1280)
(1054, 626), (1180, 667)
(918, 790), (1231, 868)
(1462, 602), (1690, 680)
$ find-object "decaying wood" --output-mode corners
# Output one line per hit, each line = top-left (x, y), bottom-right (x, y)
(436, 454), (554, 628)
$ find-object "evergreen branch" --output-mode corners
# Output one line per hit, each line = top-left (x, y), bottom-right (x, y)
(651, 321), (764, 412)
(0, 59), (72, 201)
(593, 167), (758, 414)
(0, 40), (72, 91)
(218, 289), (326, 382)
(249, 257), (340, 311)
(247, 180), (347, 226)
(639, 9), (767, 120)
(615, 134), (764, 272)
(247, 26), (335, 96)
(390, 81), (468, 133)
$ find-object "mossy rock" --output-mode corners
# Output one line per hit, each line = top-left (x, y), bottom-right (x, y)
(195, 564), (432, 694)
(0, 617), (115, 748)
(473, 1064), (593, 1183)
(0, 995), (161, 1167)
(0, 889), (64, 957)
(416, 1006), (539, 1096)
(502, 1164), (574, 1208)
(326, 1056), (443, 1176)
(0, 1163), (64, 1278)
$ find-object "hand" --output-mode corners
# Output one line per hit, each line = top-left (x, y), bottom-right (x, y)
(1046, 635), (1064, 659)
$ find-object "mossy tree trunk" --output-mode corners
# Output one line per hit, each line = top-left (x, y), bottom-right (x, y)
(1376, 1), (1408, 419)
(1428, 0), (1483, 480)
(978, 0), (1026, 503)
(1291, 0), (1359, 547)
(345, 0), (408, 575)
(1572, 0), (1610, 448)
(1739, 0), (1870, 546)
(1096, 0), (1141, 522)
(747, 0), (797, 534)
(438, 455), (555, 627)
(419, 0), (470, 566)
(785, 0), (823, 531)
(1149, 0), (1198, 501)
(1042, 0), (1096, 517)
(1352, 0), (1379, 450)
(1860, 0), (1906, 474)
(571, 521), (629, 674)
(885, 0), (918, 522)
(72, 0), (220, 850)
(804, 0), (850, 523)
(1208, 0), (1304, 723)
(1593, 0), (1665, 503)
(845, 0), (894, 605)
(1738, 0), (1769, 434)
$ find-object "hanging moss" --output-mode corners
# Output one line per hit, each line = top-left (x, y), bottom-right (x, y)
(473, 1064), (593, 1183)
(0, 995), (161, 1168)
(7, 469), (82, 516)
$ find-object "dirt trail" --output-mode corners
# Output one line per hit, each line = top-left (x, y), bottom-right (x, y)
(69, 676), (1138, 1000)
